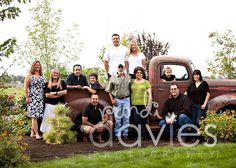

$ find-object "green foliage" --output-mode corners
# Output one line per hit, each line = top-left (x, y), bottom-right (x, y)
(199, 110), (236, 142)
(0, 0), (30, 62)
(0, 0), (30, 21)
(0, 38), (17, 59)
(208, 30), (236, 79)
(16, 0), (83, 77)
(82, 67), (107, 84)
(0, 88), (29, 167)
(43, 104), (77, 144)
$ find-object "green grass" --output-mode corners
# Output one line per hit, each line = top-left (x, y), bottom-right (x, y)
(1, 86), (24, 97)
(19, 143), (236, 168)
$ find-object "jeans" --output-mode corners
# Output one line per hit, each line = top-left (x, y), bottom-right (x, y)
(113, 97), (130, 137)
(191, 103), (207, 127)
(159, 113), (193, 139)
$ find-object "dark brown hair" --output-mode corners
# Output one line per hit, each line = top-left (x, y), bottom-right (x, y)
(134, 66), (146, 79)
(89, 73), (98, 80)
(192, 69), (203, 82)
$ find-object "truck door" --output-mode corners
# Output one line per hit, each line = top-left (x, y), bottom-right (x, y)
(151, 63), (192, 119)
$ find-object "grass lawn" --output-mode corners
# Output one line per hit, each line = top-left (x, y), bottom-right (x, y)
(19, 143), (236, 168)
(1, 86), (24, 97)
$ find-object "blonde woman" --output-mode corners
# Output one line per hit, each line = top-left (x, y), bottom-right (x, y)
(125, 40), (145, 79)
(24, 61), (45, 140)
(40, 69), (67, 133)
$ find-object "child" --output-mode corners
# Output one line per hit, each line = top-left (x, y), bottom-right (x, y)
(161, 67), (176, 81)
(82, 73), (101, 94)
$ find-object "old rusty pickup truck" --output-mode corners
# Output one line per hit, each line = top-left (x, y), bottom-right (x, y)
(65, 55), (236, 127)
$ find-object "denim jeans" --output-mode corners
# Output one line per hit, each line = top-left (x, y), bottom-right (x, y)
(113, 97), (130, 137)
(191, 103), (207, 127)
(159, 113), (193, 139)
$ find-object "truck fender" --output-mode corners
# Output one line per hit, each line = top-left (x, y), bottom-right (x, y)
(208, 94), (236, 112)
(66, 98), (112, 122)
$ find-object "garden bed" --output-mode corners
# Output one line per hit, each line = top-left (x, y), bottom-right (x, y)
(24, 136), (182, 162)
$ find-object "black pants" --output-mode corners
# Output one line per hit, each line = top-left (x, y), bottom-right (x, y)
(131, 105), (149, 138)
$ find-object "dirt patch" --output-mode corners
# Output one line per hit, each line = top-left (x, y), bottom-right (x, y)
(24, 136), (182, 162)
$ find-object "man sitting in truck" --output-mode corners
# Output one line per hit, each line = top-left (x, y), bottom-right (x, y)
(159, 83), (193, 141)
(81, 94), (113, 143)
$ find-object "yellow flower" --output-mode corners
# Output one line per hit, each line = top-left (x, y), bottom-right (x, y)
(19, 121), (25, 126)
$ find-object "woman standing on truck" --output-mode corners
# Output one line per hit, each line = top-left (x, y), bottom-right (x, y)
(131, 66), (152, 140)
(186, 69), (210, 127)
(24, 60), (45, 140)
(125, 40), (145, 79)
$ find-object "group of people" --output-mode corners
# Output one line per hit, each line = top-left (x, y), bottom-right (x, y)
(159, 70), (210, 141)
(25, 33), (210, 142)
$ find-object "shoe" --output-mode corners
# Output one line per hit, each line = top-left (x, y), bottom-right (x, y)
(123, 136), (129, 141)
(36, 135), (42, 140)
(30, 134), (36, 138)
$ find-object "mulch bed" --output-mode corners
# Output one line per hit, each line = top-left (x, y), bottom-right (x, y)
(23, 136), (182, 162)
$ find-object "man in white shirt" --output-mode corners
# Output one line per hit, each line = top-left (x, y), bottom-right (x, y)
(104, 34), (128, 79)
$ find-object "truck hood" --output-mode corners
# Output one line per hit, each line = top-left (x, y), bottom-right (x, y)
(206, 79), (236, 87)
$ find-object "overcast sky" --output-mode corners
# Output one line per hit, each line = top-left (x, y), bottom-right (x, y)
(1, 0), (236, 76)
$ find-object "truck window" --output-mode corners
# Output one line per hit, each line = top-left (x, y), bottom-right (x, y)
(160, 65), (189, 81)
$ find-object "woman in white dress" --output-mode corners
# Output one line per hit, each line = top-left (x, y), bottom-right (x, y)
(40, 69), (67, 133)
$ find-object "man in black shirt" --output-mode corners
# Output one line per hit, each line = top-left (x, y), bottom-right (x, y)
(81, 94), (113, 142)
(66, 64), (88, 89)
(159, 84), (193, 140)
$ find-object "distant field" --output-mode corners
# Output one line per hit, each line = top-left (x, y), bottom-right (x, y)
(2, 86), (24, 97)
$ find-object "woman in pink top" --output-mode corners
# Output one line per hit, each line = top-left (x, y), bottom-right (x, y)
(125, 40), (145, 79)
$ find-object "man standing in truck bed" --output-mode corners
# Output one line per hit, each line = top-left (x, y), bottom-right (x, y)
(103, 33), (128, 79)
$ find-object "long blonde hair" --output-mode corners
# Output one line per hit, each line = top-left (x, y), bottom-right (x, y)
(47, 69), (62, 89)
(127, 40), (140, 56)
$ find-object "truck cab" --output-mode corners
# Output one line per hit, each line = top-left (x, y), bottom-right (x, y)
(149, 55), (236, 121)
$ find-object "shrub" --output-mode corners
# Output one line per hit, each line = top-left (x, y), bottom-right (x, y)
(0, 88), (29, 167)
(43, 104), (77, 144)
(199, 110), (236, 142)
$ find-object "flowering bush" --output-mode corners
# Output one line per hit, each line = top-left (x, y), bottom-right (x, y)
(0, 89), (29, 167)
(43, 104), (77, 144)
(199, 110), (236, 142)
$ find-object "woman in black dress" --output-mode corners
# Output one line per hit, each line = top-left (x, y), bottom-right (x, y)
(186, 70), (210, 127)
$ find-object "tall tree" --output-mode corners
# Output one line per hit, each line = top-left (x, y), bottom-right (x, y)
(16, 0), (83, 77)
(136, 32), (170, 77)
(208, 30), (236, 79)
(0, 0), (30, 59)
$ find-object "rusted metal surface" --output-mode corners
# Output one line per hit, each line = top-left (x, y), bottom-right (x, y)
(64, 88), (111, 121)
(208, 94), (236, 112)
